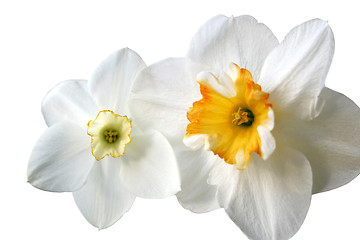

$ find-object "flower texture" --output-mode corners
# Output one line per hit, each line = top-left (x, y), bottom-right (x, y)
(27, 48), (180, 229)
(130, 15), (360, 239)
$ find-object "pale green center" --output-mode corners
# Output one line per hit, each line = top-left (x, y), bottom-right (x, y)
(87, 110), (132, 161)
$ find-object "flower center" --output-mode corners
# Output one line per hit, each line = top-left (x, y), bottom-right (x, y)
(104, 129), (119, 143)
(87, 110), (132, 161)
(232, 107), (254, 126)
(184, 63), (274, 170)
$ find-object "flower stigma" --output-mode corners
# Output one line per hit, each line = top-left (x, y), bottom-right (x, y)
(185, 63), (274, 170)
(87, 110), (132, 161)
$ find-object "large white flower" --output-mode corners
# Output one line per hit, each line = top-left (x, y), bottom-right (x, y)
(130, 15), (360, 239)
(27, 48), (180, 229)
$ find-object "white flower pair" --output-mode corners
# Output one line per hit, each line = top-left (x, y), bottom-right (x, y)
(28, 15), (360, 240)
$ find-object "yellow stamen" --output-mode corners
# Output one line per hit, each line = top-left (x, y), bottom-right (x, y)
(232, 107), (249, 125)
(104, 130), (119, 143)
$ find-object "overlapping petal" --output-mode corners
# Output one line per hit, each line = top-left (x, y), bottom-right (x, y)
(176, 149), (220, 213)
(208, 147), (312, 240)
(41, 80), (98, 129)
(73, 157), (136, 229)
(130, 58), (220, 211)
(276, 88), (360, 193)
(187, 15), (279, 81)
(259, 19), (335, 120)
(130, 58), (209, 147)
(89, 48), (146, 114)
(119, 130), (180, 199)
(28, 121), (94, 192)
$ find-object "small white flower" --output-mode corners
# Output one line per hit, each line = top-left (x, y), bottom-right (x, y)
(129, 15), (360, 239)
(27, 48), (180, 229)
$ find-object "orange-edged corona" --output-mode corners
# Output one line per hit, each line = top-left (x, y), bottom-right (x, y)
(185, 63), (275, 169)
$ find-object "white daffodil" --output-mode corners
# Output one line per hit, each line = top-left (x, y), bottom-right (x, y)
(27, 48), (180, 229)
(129, 15), (360, 239)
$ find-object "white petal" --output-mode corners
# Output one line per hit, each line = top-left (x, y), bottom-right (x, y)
(197, 71), (235, 98)
(28, 121), (93, 192)
(263, 107), (275, 130)
(257, 125), (276, 160)
(176, 149), (220, 213)
(129, 58), (220, 212)
(183, 134), (208, 150)
(119, 130), (180, 198)
(73, 157), (136, 229)
(41, 80), (98, 129)
(89, 48), (146, 114)
(187, 15), (279, 81)
(220, 66), (237, 95)
(129, 58), (209, 147)
(259, 19), (335, 120)
(276, 88), (360, 193)
(235, 150), (247, 170)
(208, 146), (312, 240)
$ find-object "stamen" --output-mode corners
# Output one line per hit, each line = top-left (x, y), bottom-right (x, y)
(232, 107), (254, 126)
(104, 129), (119, 143)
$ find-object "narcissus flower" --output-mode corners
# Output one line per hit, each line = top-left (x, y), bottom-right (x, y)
(28, 48), (180, 229)
(130, 15), (360, 239)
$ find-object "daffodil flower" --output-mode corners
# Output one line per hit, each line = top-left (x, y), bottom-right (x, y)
(27, 48), (180, 229)
(130, 15), (360, 239)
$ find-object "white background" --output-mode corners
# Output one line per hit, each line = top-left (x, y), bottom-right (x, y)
(1, 0), (360, 239)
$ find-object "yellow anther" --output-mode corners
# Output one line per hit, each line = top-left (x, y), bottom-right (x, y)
(104, 130), (119, 143)
(232, 107), (250, 125)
